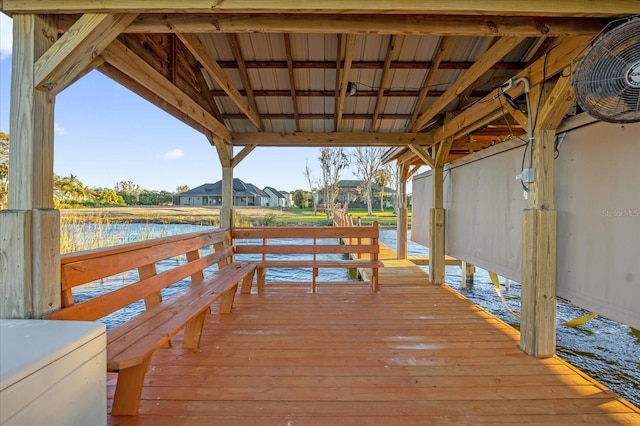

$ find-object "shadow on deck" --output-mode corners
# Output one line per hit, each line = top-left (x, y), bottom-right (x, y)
(108, 245), (640, 425)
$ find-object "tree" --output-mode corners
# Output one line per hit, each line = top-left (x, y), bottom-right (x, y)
(55, 173), (91, 203)
(0, 132), (8, 209)
(292, 189), (312, 208)
(352, 147), (385, 216)
(115, 180), (142, 205)
(318, 148), (349, 220)
(374, 166), (392, 212)
(303, 161), (319, 214)
(386, 161), (401, 215)
(176, 185), (190, 194)
(96, 188), (126, 206)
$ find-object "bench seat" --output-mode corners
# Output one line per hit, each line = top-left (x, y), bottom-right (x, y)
(108, 261), (255, 415)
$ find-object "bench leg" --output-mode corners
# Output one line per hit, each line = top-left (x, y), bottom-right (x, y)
(257, 268), (266, 292)
(312, 267), (318, 293)
(183, 310), (208, 349)
(111, 358), (151, 415)
(219, 283), (239, 314)
(372, 268), (379, 292)
(240, 268), (256, 294)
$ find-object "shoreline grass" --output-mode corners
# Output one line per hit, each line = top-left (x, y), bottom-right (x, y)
(61, 206), (409, 227)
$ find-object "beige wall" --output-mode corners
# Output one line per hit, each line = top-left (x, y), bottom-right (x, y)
(412, 115), (640, 328)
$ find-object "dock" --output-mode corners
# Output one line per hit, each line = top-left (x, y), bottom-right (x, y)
(108, 242), (640, 424)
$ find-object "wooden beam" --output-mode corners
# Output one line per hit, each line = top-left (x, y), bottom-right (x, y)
(34, 13), (137, 94)
(176, 32), (262, 131)
(334, 34), (343, 129)
(209, 136), (232, 168)
(106, 14), (604, 37)
(414, 36), (526, 132)
(429, 166), (446, 285)
(371, 35), (400, 132)
(7, 1), (635, 17)
(406, 36), (451, 131)
(283, 33), (301, 132)
(222, 113), (414, 120)
(335, 34), (356, 132)
(404, 164), (421, 180)
(503, 102), (529, 129)
(431, 35), (591, 144)
(101, 39), (231, 141)
(408, 145), (435, 168)
(210, 88), (490, 98)
(220, 163), (234, 229)
(172, 59), (526, 71)
(232, 132), (433, 147)
(8, 14), (56, 210)
(231, 145), (256, 168)
(435, 137), (454, 167)
(228, 33), (263, 130)
(535, 71), (575, 131)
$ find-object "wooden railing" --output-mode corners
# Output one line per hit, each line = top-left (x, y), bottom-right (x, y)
(233, 223), (381, 292)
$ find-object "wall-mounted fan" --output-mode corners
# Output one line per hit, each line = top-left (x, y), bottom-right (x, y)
(573, 16), (640, 123)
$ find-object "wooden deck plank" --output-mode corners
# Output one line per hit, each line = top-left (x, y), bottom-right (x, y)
(108, 242), (639, 424)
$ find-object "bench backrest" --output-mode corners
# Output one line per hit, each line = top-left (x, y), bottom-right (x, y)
(45, 229), (233, 321)
(232, 223), (379, 261)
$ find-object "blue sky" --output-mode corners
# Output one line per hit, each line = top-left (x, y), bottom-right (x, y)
(0, 15), (362, 193)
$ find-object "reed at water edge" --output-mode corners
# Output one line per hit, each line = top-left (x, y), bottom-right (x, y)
(60, 213), (170, 254)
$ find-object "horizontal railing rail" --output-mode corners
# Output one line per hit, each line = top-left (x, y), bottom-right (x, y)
(232, 223), (380, 292)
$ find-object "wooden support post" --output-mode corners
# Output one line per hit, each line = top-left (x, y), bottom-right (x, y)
(220, 164), (234, 229)
(397, 163), (409, 260)
(461, 261), (475, 289)
(1, 15), (60, 319)
(429, 165), (446, 284)
(520, 76), (571, 358)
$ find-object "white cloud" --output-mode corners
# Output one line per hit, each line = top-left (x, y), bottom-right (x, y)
(54, 122), (67, 135)
(0, 14), (12, 59)
(162, 149), (185, 160)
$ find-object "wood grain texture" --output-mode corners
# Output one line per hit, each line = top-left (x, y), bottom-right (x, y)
(34, 13), (137, 94)
(107, 251), (639, 423)
(5, 1), (636, 17)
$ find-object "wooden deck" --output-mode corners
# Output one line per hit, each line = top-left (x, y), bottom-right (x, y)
(108, 243), (640, 425)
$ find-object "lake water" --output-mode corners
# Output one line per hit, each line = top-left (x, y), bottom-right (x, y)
(69, 223), (639, 407)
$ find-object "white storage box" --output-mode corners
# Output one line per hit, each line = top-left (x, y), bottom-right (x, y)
(0, 320), (106, 426)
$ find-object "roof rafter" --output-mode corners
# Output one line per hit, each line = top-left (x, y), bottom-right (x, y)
(335, 34), (356, 132)
(432, 35), (592, 144)
(176, 32), (263, 131)
(227, 33), (263, 131)
(406, 36), (452, 131)
(371, 35), (401, 132)
(101, 39), (231, 141)
(413, 36), (526, 132)
(35, 13), (138, 95)
(283, 33), (301, 132)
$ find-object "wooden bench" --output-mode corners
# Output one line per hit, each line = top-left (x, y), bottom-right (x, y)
(233, 222), (381, 292)
(43, 229), (256, 415)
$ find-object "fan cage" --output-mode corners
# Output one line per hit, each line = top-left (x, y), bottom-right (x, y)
(574, 16), (640, 124)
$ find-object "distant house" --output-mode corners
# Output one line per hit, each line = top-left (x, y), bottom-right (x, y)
(320, 179), (396, 209)
(173, 178), (269, 207)
(263, 187), (293, 208)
